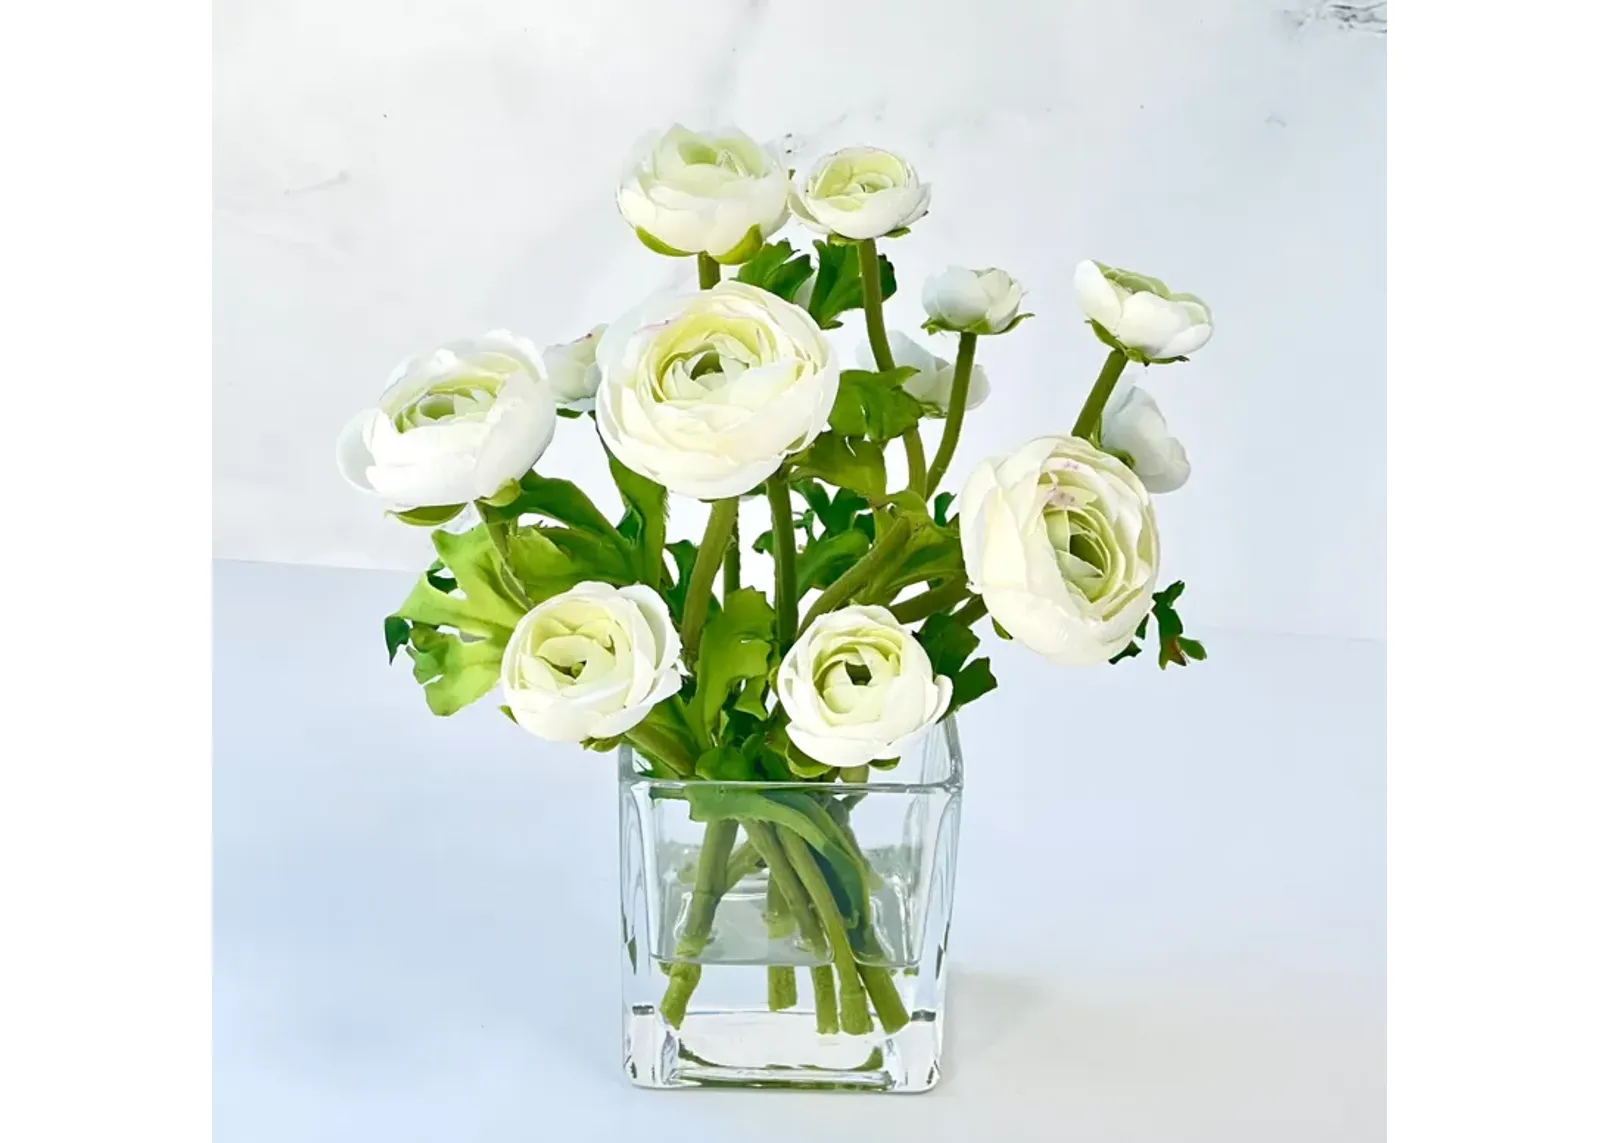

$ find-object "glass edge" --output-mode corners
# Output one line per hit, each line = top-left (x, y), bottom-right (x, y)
(615, 715), (964, 793)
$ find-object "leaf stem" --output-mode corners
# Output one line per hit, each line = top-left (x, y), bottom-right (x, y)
(765, 470), (798, 649)
(924, 332), (977, 494)
(723, 513), (741, 596)
(698, 252), (721, 289)
(889, 580), (969, 624)
(800, 516), (911, 634)
(681, 498), (740, 667)
(476, 508), (532, 610)
(858, 238), (927, 499)
(1071, 349), (1130, 440)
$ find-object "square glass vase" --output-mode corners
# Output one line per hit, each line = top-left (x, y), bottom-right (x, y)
(618, 719), (963, 1092)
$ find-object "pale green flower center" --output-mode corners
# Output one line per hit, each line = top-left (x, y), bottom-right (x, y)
(1042, 485), (1119, 603)
(391, 374), (503, 432)
(520, 607), (628, 690)
(815, 153), (907, 206)
(814, 635), (903, 720)
(649, 314), (777, 401)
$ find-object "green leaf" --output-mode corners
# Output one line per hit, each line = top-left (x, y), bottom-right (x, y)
(423, 561), (456, 594)
(1177, 636), (1208, 662)
(662, 539), (700, 624)
(634, 226), (693, 258)
(915, 612), (980, 680)
(482, 471), (623, 545)
(405, 627), (504, 716)
(932, 492), (956, 527)
(383, 616), (411, 664)
(504, 526), (632, 603)
(796, 529), (871, 595)
(694, 745), (757, 781)
(389, 503), (465, 528)
(736, 239), (815, 301)
(1153, 580), (1186, 609)
(949, 657), (998, 712)
(555, 406), (587, 419)
(732, 676), (769, 719)
(1107, 640), (1142, 665)
(688, 588), (775, 746)
(992, 618), (1012, 640)
(793, 432), (887, 499)
(806, 240), (897, 330)
(607, 450), (668, 587)
(393, 527), (524, 641)
(828, 367), (923, 442)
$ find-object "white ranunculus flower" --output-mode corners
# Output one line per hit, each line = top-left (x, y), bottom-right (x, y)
(500, 582), (683, 743)
(617, 124), (790, 262)
(1074, 260), (1212, 362)
(960, 436), (1160, 667)
(922, 267), (1026, 335)
(336, 331), (557, 511)
(595, 280), (839, 499)
(543, 324), (606, 408)
(790, 147), (931, 241)
(1100, 369), (1190, 493)
(777, 605), (953, 769)
(854, 330), (989, 417)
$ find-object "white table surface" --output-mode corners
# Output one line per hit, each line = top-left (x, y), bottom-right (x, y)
(214, 559), (1385, 1142)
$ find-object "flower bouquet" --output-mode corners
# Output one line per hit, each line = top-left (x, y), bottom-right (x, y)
(337, 125), (1213, 1091)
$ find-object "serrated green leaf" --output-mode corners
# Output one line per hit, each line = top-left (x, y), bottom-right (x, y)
(829, 367), (923, 442)
(695, 745), (757, 781)
(793, 432), (887, 499)
(796, 529), (872, 595)
(1108, 640), (1142, 665)
(736, 240), (814, 299)
(394, 527), (524, 640)
(688, 588), (775, 746)
(482, 471), (623, 545)
(1177, 636), (1208, 662)
(383, 616), (411, 664)
(1153, 580), (1186, 608)
(932, 492), (956, 527)
(405, 627), (504, 716)
(806, 240), (897, 329)
(662, 539), (700, 624)
(949, 657), (997, 712)
(915, 612), (981, 680)
(607, 450), (667, 588)
(732, 676), (769, 719)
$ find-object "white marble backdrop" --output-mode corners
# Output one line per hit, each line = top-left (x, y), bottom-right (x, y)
(214, 0), (1385, 640)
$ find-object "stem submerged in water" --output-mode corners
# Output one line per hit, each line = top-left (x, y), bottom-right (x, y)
(658, 818), (738, 1028)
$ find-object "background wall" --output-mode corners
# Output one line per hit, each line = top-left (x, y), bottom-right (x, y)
(214, 0), (1385, 640)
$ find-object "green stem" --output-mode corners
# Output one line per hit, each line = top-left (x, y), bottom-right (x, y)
(659, 818), (738, 1027)
(477, 508), (532, 610)
(900, 430), (927, 498)
(697, 252), (721, 290)
(889, 580), (969, 624)
(681, 498), (740, 666)
(1071, 349), (1130, 440)
(777, 828), (872, 1034)
(721, 837), (762, 893)
(858, 238), (927, 499)
(723, 513), (741, 596)
(743, 821), (838, 1035)
(765, 470), (798, 649)
(924, 332), (978, 494)
(765, 877), (798, 1011)
(800, 516), (911, 634)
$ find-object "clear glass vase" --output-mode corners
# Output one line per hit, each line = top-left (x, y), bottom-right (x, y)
(618, 719), (963, 1092)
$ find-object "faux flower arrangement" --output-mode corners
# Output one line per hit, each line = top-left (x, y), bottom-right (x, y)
(337, 124), (1212, 1075)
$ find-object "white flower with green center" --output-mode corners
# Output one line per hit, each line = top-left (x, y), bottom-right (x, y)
(1074, 260), (1213, 362)
(336, 331), (556, 512)
(1100, 368), (1190, 493)
(595, 280), (839, 499)
(500, 582), (682, 743)
(854, 330), (989, 417)
(790, 147), (931, 241)
(617, 124), (790, 262)
(777, 605), (953, 769)
(959, 436), (1160, 666)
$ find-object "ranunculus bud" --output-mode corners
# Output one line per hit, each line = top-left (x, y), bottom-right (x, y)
(1100, 369), (1190, 493)
(336, 331), (556, 512)
(776, 605), (952, 768)
(921, 267), (1027, 335)
(500, 582), (682, 742)
(959, 436), (1160, 666)
(1074, 260), (1212, 362)
(790, 147), (931, 241)
(543, 325), (606, 408)
(595, 281), (838, 500)
(617, 124), (790, 263)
